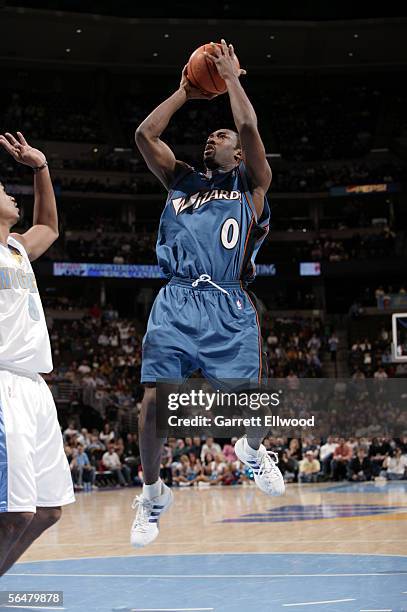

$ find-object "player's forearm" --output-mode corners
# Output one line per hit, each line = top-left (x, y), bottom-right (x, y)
(33, 166), (59, 235)
(136, 88), (187, 139)
(225, 76), (257, 130)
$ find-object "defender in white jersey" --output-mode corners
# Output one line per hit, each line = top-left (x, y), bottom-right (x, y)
(0, 131), (74, 576)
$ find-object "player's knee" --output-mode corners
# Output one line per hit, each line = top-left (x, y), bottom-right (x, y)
(143, 386), (157, 405)
(0, 512), (34, 537)
(35, 507), (62, 529)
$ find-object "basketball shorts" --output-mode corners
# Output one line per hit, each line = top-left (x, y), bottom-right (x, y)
(141, 276), (267, 386)
(0, 369), (75, 513)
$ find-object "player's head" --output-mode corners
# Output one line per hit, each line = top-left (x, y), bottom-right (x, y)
(0, 182), (19, 227)
(204, 129), (241, 170)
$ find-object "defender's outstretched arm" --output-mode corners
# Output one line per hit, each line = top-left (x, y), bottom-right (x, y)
(0, 131), (58, 261)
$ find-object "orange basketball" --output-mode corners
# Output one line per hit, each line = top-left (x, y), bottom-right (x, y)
(187, 43), (240, 95)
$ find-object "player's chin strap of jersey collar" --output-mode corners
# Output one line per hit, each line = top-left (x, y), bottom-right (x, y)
(191, 274), (230, 295)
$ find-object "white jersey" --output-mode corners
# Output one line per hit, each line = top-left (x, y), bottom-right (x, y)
(0, 235), (52, 373)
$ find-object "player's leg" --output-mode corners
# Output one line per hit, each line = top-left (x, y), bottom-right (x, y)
(131, 384), (173, 548)
(198, 288), (285, 497)
(0, 507), (60, 576)
(0, 512), (34, 576)
(0, 371), (38, 573)
(131, 282), (198, 547)
(139, 386), (166, 485)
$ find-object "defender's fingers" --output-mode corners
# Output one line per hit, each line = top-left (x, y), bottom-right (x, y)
(16, 131), (28, 146)
(0, 136), (17, 155)
(5, 132), (19, 146)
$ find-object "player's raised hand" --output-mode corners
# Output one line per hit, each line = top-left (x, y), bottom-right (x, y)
(179, 65), (219, 100)
(0, 132), (46, 168)
(204, 39), (247, 81)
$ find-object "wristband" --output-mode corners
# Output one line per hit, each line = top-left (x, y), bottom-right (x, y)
(32, 160), (48, 173)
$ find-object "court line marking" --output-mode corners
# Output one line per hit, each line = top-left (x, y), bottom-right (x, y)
(359, 609), (393, 611)
(17, 551), (407, 564)
(283, 599), (356, 607)
(8, 572), (407, 578)
(26, 539), (407, 546)
(129, 609), (213, 611)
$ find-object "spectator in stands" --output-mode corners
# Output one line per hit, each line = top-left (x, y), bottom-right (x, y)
(222, 437), (239, 467)
(160, 443), (173, 486)
(299, 450), (321, 483)
(190, 436), (203, 458)
(287, 438), (302, 462)
(78, 360), (92, 375)
(172, 439), (188, 463)
(77, 428), (91, 447)
(369, 436), (393, 476)
(319, 436), (338, 478)
(348, 447), (373, 481)
(279, 450), (297, 483)
(200, 436), (222, 463)
(374, 366), (388, 380)
(331, 438), (353, 480)
(70, 443), (95, 490)
(63, 420), (79, 441)
(87, 432), (106, 452)
(328, 332), (339, 362)
(102, 442), (131, 486)
(381, 447), (407, 480)
(172, 454), (201, 486)
(100, 423), (115, 446)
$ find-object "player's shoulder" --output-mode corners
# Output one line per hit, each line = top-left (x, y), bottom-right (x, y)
(8, 233), (29, 258)
(169, 161), (198, 191)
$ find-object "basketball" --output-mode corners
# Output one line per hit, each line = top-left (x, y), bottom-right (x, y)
(187, 42), (240, 95)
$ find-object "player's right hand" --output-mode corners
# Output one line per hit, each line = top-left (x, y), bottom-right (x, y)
(179, 65), (219, 100)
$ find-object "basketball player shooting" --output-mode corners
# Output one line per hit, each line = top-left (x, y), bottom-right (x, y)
(0, 132), (74, 575)
(131, 40), (285, 548)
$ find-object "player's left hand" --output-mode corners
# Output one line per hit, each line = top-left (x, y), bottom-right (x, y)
(204, 39), (247, 81)
(0, 132), (46, 168)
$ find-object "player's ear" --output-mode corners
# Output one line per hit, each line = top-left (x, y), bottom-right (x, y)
(234, 147), (242, 163)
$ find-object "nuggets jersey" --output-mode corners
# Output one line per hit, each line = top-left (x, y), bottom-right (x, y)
(0, 236), (52, 373)
(157, 161), (270, 284)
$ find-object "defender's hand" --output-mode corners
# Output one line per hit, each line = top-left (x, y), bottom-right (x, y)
(0, 132), (46, 168)
(179, 65), (219, 100)
(204, 39), (247, 82)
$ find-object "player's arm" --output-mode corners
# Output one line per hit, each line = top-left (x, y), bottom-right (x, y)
(135, 66), (218, 190)
(0, 132), (58, 262)
(205, 40), (272, 216)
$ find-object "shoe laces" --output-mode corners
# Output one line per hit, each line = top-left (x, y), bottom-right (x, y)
(131, 495), (153, 531)
(257, 450), (280, 479)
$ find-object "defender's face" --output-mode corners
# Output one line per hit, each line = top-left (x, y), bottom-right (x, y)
(0, 182), (19, 225)
(204, 129), (241, 169)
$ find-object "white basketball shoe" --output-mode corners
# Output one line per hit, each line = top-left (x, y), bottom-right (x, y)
(130, 482), (174, 548)
(234, 436), (285, 496)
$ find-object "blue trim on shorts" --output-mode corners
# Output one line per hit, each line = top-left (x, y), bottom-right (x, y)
(0, 398), (8, 512)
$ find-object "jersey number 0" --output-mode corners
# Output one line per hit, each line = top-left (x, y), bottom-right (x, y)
(221, 218), (239, 250)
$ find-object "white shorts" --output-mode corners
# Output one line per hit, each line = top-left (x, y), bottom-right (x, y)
(0, 369), (75, 513)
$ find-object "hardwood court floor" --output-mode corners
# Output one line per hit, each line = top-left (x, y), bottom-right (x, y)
(19, 481), (407, 563)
